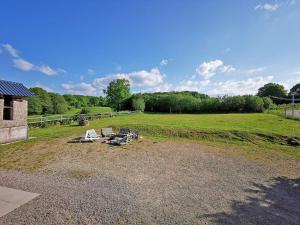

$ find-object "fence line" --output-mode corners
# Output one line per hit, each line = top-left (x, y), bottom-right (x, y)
(28, 111), (140, 127)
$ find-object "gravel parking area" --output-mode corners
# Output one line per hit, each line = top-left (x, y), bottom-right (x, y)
(0, 139), (299, 225)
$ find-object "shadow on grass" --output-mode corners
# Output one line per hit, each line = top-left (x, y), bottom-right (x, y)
(201, 177), (300, 225)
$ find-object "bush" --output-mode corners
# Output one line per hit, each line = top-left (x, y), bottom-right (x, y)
(132, 96), (145, 111)
(80, 107), (91, 114)
(262, 97), (273, 111)
(244, 95), (264, 112)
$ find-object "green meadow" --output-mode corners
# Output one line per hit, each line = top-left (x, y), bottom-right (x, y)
(1, 113), (300, 171)
(21, 113), (300, 157)
(27, 106), (112, 119)
(30, 113), (300, 137)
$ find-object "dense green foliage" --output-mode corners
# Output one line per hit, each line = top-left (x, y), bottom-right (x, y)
(27, 80), (299, 116)
(28, 95), (42, 115)
(49, 93), (68, 114)
(125, 92), (271, 113)
(289, 83), (300, 98)
(104, 79), (131, 111)
(29, 87), (54, 114)
(132, 94), (145, 111)
(257, 83), (287, 104)
(80, 107), (91, 114)
(28, 88), (109, 115)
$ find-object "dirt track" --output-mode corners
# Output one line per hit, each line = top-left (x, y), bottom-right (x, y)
(0, 139), (299, 225)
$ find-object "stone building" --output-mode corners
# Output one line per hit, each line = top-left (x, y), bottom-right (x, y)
(0, 80), (34, 144)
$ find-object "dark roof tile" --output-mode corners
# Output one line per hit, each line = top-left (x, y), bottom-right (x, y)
(0, 80), (34, 97)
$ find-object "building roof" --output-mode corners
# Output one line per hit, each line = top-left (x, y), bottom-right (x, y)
(0, 80), (34, 97)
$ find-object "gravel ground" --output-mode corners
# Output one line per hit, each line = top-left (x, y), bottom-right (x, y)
(0, 139), (299, 225)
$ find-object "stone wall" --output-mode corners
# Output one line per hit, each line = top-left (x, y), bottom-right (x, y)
(0, 97), (28, 144)
(0, 126), (28, 144)
(0, 97), (3, 121)
(13, 98), (28, 122)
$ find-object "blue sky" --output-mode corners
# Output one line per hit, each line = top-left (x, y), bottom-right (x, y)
(0, 0), (299, 96)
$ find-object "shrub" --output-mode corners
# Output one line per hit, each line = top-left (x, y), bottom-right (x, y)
(132, 96), (145, 111)
(80, 107), (91, 114)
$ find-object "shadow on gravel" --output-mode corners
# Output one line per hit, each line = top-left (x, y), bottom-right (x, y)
(202, 177), (300, 225)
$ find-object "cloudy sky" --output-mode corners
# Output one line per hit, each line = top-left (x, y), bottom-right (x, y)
(0, 0), (300, 96)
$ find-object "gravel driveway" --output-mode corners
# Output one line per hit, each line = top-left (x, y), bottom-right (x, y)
(0, 139), (299, 225)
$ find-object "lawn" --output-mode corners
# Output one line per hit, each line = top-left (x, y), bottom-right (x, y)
(29, 112), (300, 138)
(1, 113), (300, 170)
(28, 106), (112, 119)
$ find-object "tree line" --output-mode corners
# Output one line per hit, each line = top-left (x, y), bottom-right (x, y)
(107, 79), (299, 113)
(28, 80), (300, 115)
(28, 87), (107, 115)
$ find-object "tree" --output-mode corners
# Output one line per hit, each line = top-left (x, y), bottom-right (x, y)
(89, 96), (100, 106)
(221, 96), (245, 112)
(63, 94), (79, 108)
(30, 87), (53, 114)
(289, 83), (300, 98)
(50, 93), (68, 114)
(262, 97), (273, 111)
(76, 95), (89, 108)
(28, 96), (42, 115)
(257, 83), (287, 98)
(80, 107), (91, 114)
(132, 95), (145, 111)
(244, 95), (264, 112)
(104, 79), (131, 111)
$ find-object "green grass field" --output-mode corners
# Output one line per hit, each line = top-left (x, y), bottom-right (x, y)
(2, 113), (300, 161)
(28, 106), (112, 119)
(28, 113), (299, 148)
(27, 113), (300, 138)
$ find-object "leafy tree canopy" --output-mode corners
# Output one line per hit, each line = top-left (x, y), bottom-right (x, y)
(104, 79), (131, 111)
(257, 83), (287, 98)
(132, 95), (145, 111)
(289, 83), (300, 98)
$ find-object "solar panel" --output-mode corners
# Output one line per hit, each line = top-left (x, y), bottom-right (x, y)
(0, 80), (34, 97)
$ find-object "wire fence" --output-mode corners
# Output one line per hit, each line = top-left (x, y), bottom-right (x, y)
(28, 111), (140, 127)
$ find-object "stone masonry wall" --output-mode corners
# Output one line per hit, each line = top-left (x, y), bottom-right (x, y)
(0, 97), (3, 122)
(0, 97), (28, 143)
(13, 98), (28, 122)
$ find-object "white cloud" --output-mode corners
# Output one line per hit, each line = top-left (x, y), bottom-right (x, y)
(176, 79), (211, 92)
(80, 75), (85, 81)
(93, 68), (165, 90)
(220, 65), (236, 73)
(2, 44), (19, 57)
(34, 82), (54, 92)
(87, 69), (95, 75)
(207, 76), (274, 96)
(280, 71), (300, 90)
(62, 68), (167, 96)
(160, 59), (168, 66)
(196, 59), (236, 79)
(57, 68), (67, 74)
(35, 65), (58, 76)
(3, 43), (65, 76)
(13, 58), (60, 76)
(61, 82), (97, 96)
(247, 67), (267, 74)
(13, 59), (34, 71)
(142, 83), (173, 93)
(255, 3), (279, 12)
(174, 75), (273, 96)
